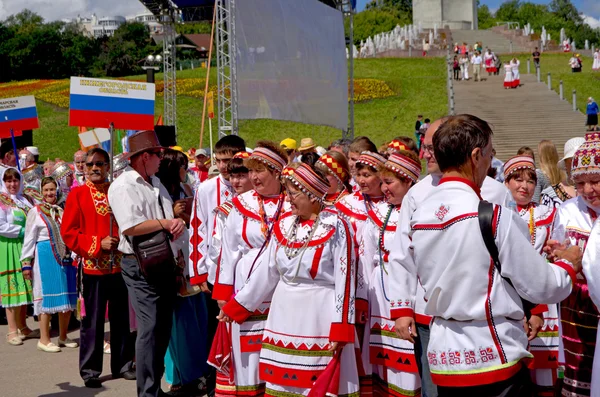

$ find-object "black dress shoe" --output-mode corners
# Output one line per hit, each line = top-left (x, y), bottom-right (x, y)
(84, 378), (102, 388)
(113, 370), (137, 380)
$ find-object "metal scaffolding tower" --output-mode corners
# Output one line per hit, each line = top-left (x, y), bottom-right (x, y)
(216, 0), (238, 137)
(337, 0), (355, 140)
(162, 5), (178, 131)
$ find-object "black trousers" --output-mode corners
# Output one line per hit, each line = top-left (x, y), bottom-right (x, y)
(80, 272), (134, 381)
(438, 363), (532, 397)
(121, 256), (176, 397)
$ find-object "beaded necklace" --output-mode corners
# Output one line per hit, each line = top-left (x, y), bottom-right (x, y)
(518, 204), (536, 245)
(258, 193), (284, 238)
(378, 204), (395, 302)
(275, 215), (321, 285)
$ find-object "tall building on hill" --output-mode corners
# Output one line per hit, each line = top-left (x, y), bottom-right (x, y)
(62, 7), (162, 38)
(413, 0), (478, 30)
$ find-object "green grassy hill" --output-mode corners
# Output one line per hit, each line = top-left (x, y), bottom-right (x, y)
(26, 57), (447, 160)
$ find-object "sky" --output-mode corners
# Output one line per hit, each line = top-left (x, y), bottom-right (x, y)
(1, 0), (599, 26)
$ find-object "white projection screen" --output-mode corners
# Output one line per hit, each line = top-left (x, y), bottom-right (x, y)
(234, 0), (349, 131)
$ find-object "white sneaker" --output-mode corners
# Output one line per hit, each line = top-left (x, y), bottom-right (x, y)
(58, 338), (79, 348)
(37, 341), (61, 353)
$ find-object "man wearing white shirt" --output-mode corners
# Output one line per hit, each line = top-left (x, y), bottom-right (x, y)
(389, 117), (511, 397)
(471, 51), (483, 82)
(109, 130), (187, 397)
(390, 115), (580, 395)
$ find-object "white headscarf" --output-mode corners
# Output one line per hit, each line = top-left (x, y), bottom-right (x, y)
(0, 167), (33, 210)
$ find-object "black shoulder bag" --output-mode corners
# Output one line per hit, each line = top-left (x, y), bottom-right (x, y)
(478, 201), (535, 320)
(130, 195), (176, 284)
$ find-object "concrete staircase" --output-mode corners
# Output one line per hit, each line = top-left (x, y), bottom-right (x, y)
(451, 29), (529, 54)
(453, 73), (586, 161)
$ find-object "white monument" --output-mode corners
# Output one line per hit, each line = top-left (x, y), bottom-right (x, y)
(413, 0), (478, 30)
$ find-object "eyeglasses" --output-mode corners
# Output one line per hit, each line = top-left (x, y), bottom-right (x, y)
(285, 188), (303, 199)
(85, 161), (107, 168)
(149, 151), (164, 159)
(422, 144), (434, 154)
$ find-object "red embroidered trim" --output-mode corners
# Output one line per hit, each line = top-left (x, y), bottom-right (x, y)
(369, 346), (419, 372)
(222, 298), (253, 323)
(334, 200), (368, 221)
(390, 308), (414, 320)
(439, 176), (482, 199)
(367, 208), (397, 231)
(310, 245), (324, 279)
(431, 360), (523, 387)
(232, 196), (262, 222)
(241, 218), (253, 248)
(273, 216), (335, 248)
(553, 261), (577, 286)
(412, 212), (479, 231)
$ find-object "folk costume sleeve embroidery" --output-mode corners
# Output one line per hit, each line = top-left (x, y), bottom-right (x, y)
(211, 199), (245, 301)
(60, 182), (121, 275)
(212, 191), (286, 302)
(208, 201), (233, 292)
(335, 192), (369, 321)
(0, 196), (26, 239)
(189, 175), (234, 286)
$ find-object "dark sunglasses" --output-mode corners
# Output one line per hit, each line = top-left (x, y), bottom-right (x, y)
(149, 150), (164, 159)
(85, 161), (107, 168)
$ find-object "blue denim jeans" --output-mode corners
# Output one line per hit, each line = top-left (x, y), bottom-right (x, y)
(414, 323), (438, 397)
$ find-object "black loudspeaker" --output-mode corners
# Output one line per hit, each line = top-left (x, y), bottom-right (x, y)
(155, 125), (177, 147)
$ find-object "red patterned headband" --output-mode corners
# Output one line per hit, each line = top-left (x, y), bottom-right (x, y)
(249, 147), (287, 173)
(388, 139), (409, 152)
(357, 151), (386, 170)
(384, 153), (421, 183)
(283, 163), (330, 201)
(233, 151), (250, 159)
(316, 154), (348, 185)
(503, 155), (535, 178)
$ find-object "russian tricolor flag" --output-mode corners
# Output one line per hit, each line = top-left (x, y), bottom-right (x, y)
(69, 77), (155, 131)
(0, 96), (39, 137)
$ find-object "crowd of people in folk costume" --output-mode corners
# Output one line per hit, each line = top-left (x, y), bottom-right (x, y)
(2, 113), (600, 397)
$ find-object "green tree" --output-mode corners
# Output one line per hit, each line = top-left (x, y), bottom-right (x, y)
(478, 4), (496, 29)
(550, 0), (583, 24)
(495, 0), (521, 22)
(351, 8), (409, 44)
(176, 22), (211, 34)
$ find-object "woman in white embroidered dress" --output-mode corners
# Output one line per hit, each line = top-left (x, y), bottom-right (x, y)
(503, 62), (514, 89)
(335, 151), (387, 384)
(0, 167), (38, 346)
(503, 156), (559, 395)
(593, 49), (600, 71)
(21, 177), (77, 353)
(545, 132), (600, 397)
(221, 163), (358, 397)
(510, 57), (521, 87)
(361, 151), (422, 396)
(212, 142), (288, 397)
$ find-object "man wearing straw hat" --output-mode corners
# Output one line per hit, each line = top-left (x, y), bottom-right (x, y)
(108, 130), (187, 397)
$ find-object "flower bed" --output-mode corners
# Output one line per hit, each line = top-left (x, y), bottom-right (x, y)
(0, 77), (396, 109)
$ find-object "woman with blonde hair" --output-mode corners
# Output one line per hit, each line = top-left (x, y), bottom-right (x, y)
(537, 140), (575, 207)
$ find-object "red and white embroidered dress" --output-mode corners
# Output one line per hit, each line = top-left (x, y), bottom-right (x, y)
(361, 202), (420, 396)
(222, 209), (359, 397)
(552, 197), (599, 397)
(516, 203), (559, 392)
(389, 178), (575, 387)
(212, 190), (287, 396)
(189, 175), (234, 285)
